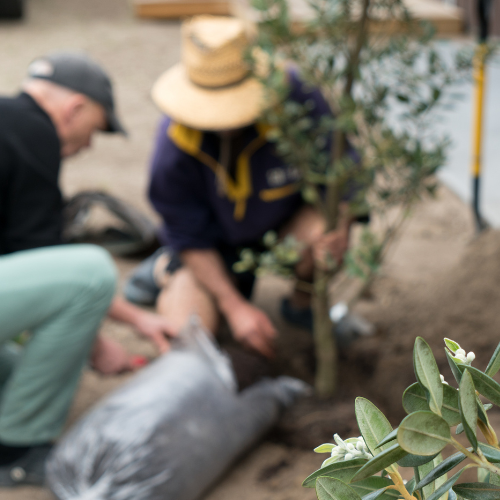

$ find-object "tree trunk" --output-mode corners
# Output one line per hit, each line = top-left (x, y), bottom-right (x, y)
(313, 266), (337, 398)
(312, 180), (340, 398)
(310, 0), (370, 396)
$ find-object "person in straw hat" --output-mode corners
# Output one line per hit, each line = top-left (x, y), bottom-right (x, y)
(125, 16), (364, 357)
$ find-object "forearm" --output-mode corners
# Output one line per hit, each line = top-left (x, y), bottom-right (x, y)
(108, 297), (143, 326)
(108, 297), (174, 352)
(181, 248), (246, 315)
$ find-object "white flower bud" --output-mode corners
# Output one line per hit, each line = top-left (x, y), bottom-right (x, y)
(467, 352), (475, 363)
(440, 374), (449, 385)
(453, 348), (468, 363)
(319, 435), (373, 464)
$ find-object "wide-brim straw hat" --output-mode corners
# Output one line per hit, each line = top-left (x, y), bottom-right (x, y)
(152, 16), (268, 131)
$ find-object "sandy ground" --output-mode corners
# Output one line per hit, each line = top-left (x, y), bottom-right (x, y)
(0, 1), (489, 499)
(0, 184), (480, 500)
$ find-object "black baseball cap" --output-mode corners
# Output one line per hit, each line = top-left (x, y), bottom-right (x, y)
(27, 51), (126, 135)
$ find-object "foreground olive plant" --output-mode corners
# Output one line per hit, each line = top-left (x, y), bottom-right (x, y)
(302, 337), (500, 500)
(235, 0), (474, 398)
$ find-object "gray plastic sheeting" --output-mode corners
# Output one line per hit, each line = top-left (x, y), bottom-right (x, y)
(46, 318), (309, 500)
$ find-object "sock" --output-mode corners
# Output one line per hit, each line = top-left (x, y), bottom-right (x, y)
(0, 443), (31, 466)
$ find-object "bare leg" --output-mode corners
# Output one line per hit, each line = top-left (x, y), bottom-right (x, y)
(157, 267), (220, 333)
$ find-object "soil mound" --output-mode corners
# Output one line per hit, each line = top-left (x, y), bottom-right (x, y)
(249, 229), (500, 449)
(369, 228), (500, 418)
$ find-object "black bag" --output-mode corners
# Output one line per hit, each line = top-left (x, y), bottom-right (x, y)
(63, 191), (158, 256)
(47, 319), (308, 500)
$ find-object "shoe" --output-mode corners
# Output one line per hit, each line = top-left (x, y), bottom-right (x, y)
(123, 247), (168, 305)
(330, 302), (376, 339)
(0, 444), (52, 487)
(280, 299), (375, 347)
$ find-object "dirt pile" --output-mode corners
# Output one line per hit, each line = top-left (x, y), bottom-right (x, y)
(263, 229), (500, 449)
(368, 228), (500, 419)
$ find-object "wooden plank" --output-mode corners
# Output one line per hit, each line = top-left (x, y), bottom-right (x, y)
(406, 0), (463, 35)
(134, 0), (231, 19)
(232, 0), (464, 35)
(133, 0), (463, 35)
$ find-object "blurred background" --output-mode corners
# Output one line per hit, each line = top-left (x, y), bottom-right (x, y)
(1, 0), (498, 225)
(0, 1), (498, 499)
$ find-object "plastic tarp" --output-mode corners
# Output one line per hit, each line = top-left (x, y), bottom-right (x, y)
(47, 318), (309, 500)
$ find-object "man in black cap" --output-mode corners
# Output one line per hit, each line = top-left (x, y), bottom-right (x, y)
(0, 52), (176, 487)
(0, 51), (125, 254)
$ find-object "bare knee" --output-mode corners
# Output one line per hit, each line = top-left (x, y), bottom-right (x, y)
(72, 245), (117, 301)
(280, 205), (325, 246)
(157, 268), (219, 333)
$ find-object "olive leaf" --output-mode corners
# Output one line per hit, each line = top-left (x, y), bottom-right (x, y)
(360, 487), (399, 500)
(413, 337), (443, 415)
(403, 382), (460, 426)
(453, 482), (500, 500)
(302, 459), (368, 488)
(418, 453), (450, 500)
(477, 396), (491, 425)
(485, 342), (500, 378)
(355, 398), (393, 456)
(459, 369), (478, 451)
(446, 350), (465, 385)
(426, 469), (465, 500)
(444, 338), (461, 353)
(478, 468), (490, 483)
(405, 477), (416, 495)
(375, 428), (398, 449)
(352, 443), (408, 482)
(418, 454), (441, 499)
(397, 452), (438, 468)
(316, 477), (362, 500)
(420, 469), (463, 500)
(414, 451), (468, 490)
(478, 443), (500, 463)
(350, 477), (398, 500)
(397, 411), (451, 456)
(490, 472), (500, 486)
(464, 366), (500, 407)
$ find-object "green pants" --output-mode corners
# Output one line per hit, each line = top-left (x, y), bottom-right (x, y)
(0, 245), (116, 445)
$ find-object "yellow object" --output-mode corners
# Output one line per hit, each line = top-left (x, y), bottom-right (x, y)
(471, 43), (487, 178)
(168, 121), (267, 220)
(259, 183), (301, 201)
(168, 121), (297, 219)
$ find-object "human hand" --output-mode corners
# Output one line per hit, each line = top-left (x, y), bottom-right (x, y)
(133, 311), (178, 354)
(313, 228), (350, 269)
(90, 336), (135, 375)
(225, 300), (277, 358)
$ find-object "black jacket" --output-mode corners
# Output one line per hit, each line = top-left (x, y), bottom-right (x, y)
(0, 93), (63, 254)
